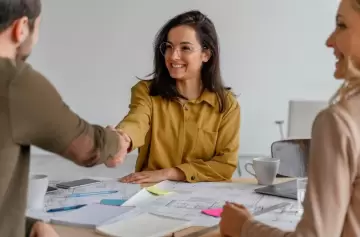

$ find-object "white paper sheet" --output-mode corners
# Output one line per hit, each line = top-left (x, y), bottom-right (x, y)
(255, 203), (302, 231)
(122, 189), (158, 207)
(131, 181), (301, 229)
(50, 204), (134, 228)
(96, 212), (192, 237)
(156, 180), (258, 193)
(27, 179), (141, 221)
(46, 180), (140, 208)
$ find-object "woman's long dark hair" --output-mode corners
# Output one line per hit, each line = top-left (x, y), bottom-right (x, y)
(145, 10), (230, 113)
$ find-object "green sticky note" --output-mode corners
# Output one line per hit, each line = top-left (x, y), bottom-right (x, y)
(146, 186), (171, 196)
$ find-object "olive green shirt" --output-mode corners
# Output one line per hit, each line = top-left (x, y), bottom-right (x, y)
(0, 57), (120, 237)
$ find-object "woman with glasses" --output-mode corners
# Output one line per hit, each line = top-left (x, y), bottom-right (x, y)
(219, 0), (360, 236)
(115, 10), (240, 184)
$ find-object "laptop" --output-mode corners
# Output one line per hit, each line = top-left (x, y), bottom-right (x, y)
(254, 180), (298, 200)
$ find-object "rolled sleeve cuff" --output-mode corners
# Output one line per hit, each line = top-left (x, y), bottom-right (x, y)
(176, 163), (198, 183)
(97, 128), (120, 164)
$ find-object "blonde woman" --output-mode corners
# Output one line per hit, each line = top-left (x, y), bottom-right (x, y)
(219, 0), (360, 236)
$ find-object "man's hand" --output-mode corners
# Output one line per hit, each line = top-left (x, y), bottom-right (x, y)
(30, 221), (59, 237)
(104, 126), (131, 168)
(219, 202), (252, 237)
(119, 168), (185, 184)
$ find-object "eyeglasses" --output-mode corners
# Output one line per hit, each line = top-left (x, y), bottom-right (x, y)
(159, 42), (204, 57)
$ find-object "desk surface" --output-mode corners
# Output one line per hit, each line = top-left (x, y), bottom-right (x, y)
(52, 177), (293, 237)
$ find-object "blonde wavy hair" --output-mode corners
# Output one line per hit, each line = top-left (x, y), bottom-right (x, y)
(331, 0), (360, 103)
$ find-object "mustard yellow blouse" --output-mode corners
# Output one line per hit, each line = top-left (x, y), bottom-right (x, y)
(116, 81), (240, 182)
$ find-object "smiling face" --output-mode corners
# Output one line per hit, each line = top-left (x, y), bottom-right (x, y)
(326, 0), (360, 79)
(164, 25), (210, 81)
(349, 0), (360, 73)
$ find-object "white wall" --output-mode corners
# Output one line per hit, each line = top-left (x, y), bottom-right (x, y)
(29, 0), (341, 156)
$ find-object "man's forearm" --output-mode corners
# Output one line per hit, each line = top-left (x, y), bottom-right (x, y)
(61, 124), (120, 167)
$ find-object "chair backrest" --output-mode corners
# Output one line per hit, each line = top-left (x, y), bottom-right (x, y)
(287, 100), (328, 139)
(271, 139), (310, 177)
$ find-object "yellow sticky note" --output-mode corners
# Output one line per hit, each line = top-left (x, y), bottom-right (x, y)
(146, 186), (171, 196)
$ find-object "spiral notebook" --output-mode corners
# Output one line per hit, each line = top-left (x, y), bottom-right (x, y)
(96, 212), (191, 237)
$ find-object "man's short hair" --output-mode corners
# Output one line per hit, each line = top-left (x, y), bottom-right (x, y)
(0, 0), (41, 33)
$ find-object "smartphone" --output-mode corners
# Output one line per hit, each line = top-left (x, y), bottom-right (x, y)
(46, 186), (58, 193)
(56, 178), (100, 189)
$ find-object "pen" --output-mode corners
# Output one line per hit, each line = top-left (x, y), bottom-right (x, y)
(47, 204), (87, 213)
(67, 190), (118, 198)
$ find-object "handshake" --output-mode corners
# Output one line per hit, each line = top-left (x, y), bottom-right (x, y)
(105, 126), (132, 168)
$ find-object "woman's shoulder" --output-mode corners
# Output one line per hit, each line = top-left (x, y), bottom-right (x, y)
(224, 89), (240, 111)
(131, 80), (153, 93)
(314, 95), (360, 133)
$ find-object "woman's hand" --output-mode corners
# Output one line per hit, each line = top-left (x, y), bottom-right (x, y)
(30, 222), (59, 237)
(219, 202), (252, 237)
(119, 168), (185, 184)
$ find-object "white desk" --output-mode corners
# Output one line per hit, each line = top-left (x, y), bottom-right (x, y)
(51, 178), (294, 237)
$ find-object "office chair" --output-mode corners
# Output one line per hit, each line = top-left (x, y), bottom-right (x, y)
(271, 139), (310, 178)
(275, 100), (328, 140)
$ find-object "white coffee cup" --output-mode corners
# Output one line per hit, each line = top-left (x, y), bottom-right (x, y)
(245, 157), (280, 185)
(27, 174), (49, 210)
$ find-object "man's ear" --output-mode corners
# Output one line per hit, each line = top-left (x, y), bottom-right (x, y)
(12, 17), (30, 44)
(202, 48), (211, 63)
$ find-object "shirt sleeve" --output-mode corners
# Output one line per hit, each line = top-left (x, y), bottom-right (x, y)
(241, 107), (354, 237)
(115, 81), (152, 150)
(9, 64), (119, 166)
(176, 94), (240, 182)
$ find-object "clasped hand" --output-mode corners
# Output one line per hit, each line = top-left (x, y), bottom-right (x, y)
(104, 126), (131, 168)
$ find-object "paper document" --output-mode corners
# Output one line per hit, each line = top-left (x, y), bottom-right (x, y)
(254, 201), (301, 231)
(27, 179), (141, 222)
(46, 180), (141, 209)
(50, 204), (134, 228)
(145, 191), (263, 226)
(122, 189), (161, 207)
(155, 180), (258, 193)
(130, 181), (300, 228)
(182, 202), (291, 237)
(96, 212), (191, 237)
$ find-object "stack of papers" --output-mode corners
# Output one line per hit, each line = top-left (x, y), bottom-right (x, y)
(27, 178), (302, 234)
(26, 179), (141, 222)
(124, 181), (301, 229)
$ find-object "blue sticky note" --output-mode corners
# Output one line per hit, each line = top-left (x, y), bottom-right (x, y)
(100, 199), (126, 206)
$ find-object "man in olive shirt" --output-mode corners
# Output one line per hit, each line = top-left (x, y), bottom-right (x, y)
(0, 1), (130, 237)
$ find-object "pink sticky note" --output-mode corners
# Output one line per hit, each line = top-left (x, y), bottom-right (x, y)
(201, 208), (223, 217)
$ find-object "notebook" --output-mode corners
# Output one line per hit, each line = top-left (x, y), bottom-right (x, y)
(50, 204), (134, 228)
(96, 212), (191, 237)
